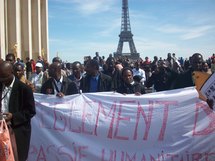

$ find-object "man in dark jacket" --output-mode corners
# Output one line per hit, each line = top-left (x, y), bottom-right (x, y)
(171, 53), (204, 89)
(145, 61), (178, 92)
(0, 61), (36, 161)
(117, 67), (145, 95)
(80, 59), (112, 93)
(68, 61), (83, 91)
(103, 58), (122, 91)
(41, 62), (78, 97)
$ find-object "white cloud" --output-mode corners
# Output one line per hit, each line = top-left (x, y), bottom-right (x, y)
(181, 25), (214, 40)
(75, 1), (113, 14)
(156, 24), (184, 33)
(51, 0), (116, 15)
(135, 37), (178, 51)
(96, 18), (121, 37)
(156, 24), (215, 40)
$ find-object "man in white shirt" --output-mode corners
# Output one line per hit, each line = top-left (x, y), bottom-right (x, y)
(132, 61), (146, 85)
(29, 62), (47, 93)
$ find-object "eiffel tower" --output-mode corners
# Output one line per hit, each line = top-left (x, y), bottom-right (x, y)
(114, 0), (139, 60)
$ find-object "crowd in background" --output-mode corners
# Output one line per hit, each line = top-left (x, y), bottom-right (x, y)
(1, 52), (215, 96)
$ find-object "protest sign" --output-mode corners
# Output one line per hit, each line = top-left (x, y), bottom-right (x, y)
(200, 72), (215, 110)
(28, 87), (215, 161)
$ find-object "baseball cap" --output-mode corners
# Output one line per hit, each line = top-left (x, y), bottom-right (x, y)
(36, 62), (43, 68)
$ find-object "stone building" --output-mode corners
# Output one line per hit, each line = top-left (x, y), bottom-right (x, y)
(0, 0), (49, 61)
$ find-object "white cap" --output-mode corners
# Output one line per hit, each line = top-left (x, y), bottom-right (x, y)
(36, 62), (43, 68)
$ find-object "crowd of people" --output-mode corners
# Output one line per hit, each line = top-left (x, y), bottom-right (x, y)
(0, 51), (214, 161)
(1, 52), (215, 96)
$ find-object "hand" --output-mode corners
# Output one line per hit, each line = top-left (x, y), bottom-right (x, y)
(56, 92), (65, 98)
(46, 88), (53, 94)
(3, 112), (13, 122)
(134, 92), (141, 96)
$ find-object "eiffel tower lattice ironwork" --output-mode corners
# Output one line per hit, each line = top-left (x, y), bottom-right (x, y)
(115, 0), (139, 60)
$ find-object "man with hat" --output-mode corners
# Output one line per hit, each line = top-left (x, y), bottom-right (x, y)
(29, 62), (48, 93)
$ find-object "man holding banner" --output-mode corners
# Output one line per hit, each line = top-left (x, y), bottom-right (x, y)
(41, 62), (78, 97)
(171, 53), (204, 89)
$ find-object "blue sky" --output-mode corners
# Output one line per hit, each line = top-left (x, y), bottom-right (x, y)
(48, 0), (215, 63)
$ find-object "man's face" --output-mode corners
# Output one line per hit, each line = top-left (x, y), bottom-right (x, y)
(36, 67), (42, 74)
(38, 56), (42, 60)
(6, 56), (15, 64)
(191, 54), (203, 71)
(48, 67), (56, 78)
(14, 65), (24, 79)
(48, 63), (61, 80)
(122, 70), (133, 84)
(86, 65), (97, 76)
(107, 60), (114, 71)
(72, 64), (81, 76)
(0, 69), (13, 85)
(202, 63), (209, 72)
(135, 62), (140, 70)
(85, 62), (98, 76)
(167, 53), (171, 59)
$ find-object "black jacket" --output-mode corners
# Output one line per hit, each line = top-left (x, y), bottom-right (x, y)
(171, 68), (194, 89)
(41, 76), (78, 95)
(80, 72), (112, 93)
(117, 82), (145, 94)
(146, 68), (178, 91)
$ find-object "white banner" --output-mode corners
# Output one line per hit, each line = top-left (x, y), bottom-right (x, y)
(27, 87), (215, 161)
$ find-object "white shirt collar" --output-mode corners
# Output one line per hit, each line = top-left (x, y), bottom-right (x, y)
(53, 76), (63, 94)
(1, 76), (15, 113)
(130, 81), (135, 85)
(54, 76), (63, 84)
(4, 76), (15, 89)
